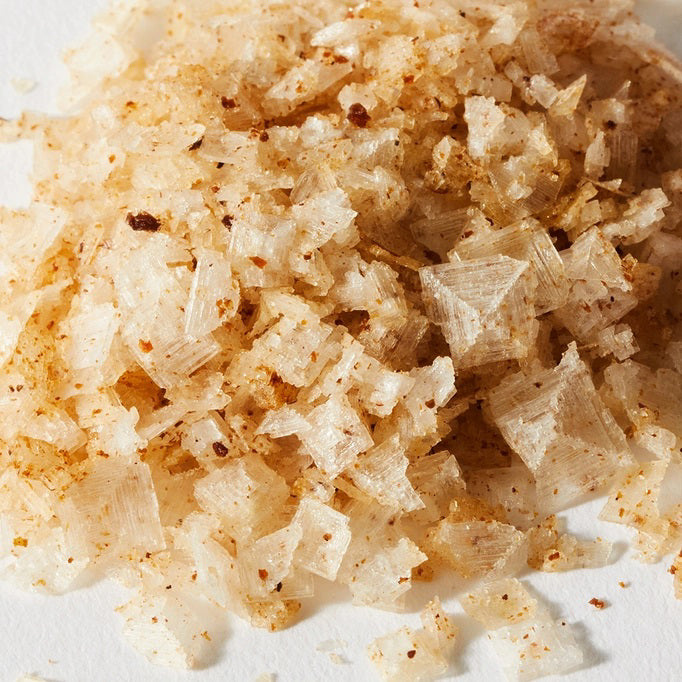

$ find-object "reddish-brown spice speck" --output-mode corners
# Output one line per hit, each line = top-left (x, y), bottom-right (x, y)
(222, 214), (233, 228)
(403, 74), (415, 84)
(347, 103), (371, 128)
(212, 442), (229, 457)
(425, 399), (436, 408)
(127, 211), (161, 232)
(258, 568), (268, 580)
(323, 533), (332, 541)
(250, 256), (267, 268)
(188, 137), (204, 151)
(589, 597), (606, 609)
(275, 582), (283, 592)
(548, 551), (561, 561)
(502, 593), (509, 600)
(138, 339), (153, 353)
(407, 650), (416, 659)
(221, 96), (236, 109)
(260, 131), (270, 142)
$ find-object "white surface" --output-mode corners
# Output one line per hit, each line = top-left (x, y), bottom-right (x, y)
(1, 2), (681, 681)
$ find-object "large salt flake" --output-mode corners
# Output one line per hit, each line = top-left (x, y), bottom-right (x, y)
(349, 435), (424, 513)
(300, 394), (373, 477)
(488, 344), (630, 512)
(465, 96), (506, 159)
(420, 255), (537, 368)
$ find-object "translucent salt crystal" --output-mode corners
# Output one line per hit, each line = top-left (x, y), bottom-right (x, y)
(340, 504), (426, 610)
(292, 497), (351, 581)
(595, 324), (639, 361)
(487, 617), (583, 681)
(184, 249), (238, 337)
(600, 461), (671, 561)
(549, 75), (587, 118)
(75, 391), (144, 457)
(584, 130), (611, 179)
(604, 360), (682, 440)
(554, 227), (637, 341)
(356, 313), (429, 369)
(58, 302), (119, 370)
(239, 523), (305, 600)
(410, 208), (470, 258)
(488, 344), (630, 512)
(420, 256), (538, 368)
(256, 406), (311, 439)
(602, 188), (670, 245)
(461, 579), (538, 629)
(528, 75), (559, 109)
(72, 458), (165, 559)
(464, 96), (506, 159)
(408, 450), (464, 523)
(466, 466), (538, 529)
(119, 592), (207, 668)
(299, 394), (373, 477)
(367, 597), (457, 682)
(292, 188), (358, 250)
(349, 435), (424, 513)
(194, 456), (288, 541)
(22, 407), (86, 453)
(455, 219), (568, 314)
(526, 516), (612, 571)
(519, 27), (558, 75)
(428, 518), (527, 579)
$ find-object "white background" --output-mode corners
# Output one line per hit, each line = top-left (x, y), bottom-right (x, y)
(1, 1), (681, 681)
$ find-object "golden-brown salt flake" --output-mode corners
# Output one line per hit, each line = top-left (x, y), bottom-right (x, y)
(3, 0), (682, 671)
(526, 516), (612, 572)
(599, 460), (673, 562)
(488, 343), (631, 513)
(419, 255), (538, 368)
(367, 597), (457, 682)
(461, 579), (538, 629)
(426, 518), (527, 580)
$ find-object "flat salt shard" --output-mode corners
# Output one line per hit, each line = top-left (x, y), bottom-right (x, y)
(349, 537), (427, 610)
(602, 188), (670, 245)
(454, 219), (568, 314)
(461, 579), (538, 629)
(427, 519), (527, 579)
(256, 406), (311, 439)
(408, 451), (465, 523)
(184, 249), (238, 336)
(299, 394), (373, 477)
(72, 459), (164, 559)
(604, 360), (682, 443)
(119, 592), (206, 669)
(487, 617), (583, 682)
(348, 435), (424, 512)
(595, 324), (639, 361)
(292, 497), (351, 581)
(526, 516), (612, 572)
(367, 597), (457, 682)
(291, 188), (358, 249)
(554, 227), (637, 342)
(467, 466), (538, 529)
(239, 523), (307, 600)
(58, 301), (119, 369)
(599, 461), (671, 561)
(21, 407), (86, 453)
(464, 96), (506, 159)
(420, 255), (537, 368)
(194, 456), (288, 541)
(488, 344), (630, 512)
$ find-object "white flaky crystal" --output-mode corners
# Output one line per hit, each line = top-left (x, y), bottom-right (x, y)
(420, 256), (538, 368)
(488, 344), (631, 511)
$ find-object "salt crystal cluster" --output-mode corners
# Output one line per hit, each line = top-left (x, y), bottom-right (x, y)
(1, 0), (681, 678)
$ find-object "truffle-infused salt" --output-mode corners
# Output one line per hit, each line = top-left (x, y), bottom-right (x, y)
(1, 0), (682, 679)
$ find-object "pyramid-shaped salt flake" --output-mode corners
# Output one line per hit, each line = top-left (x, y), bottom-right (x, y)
(488, 344), (631, 512)
(419, 255), (537, 368)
